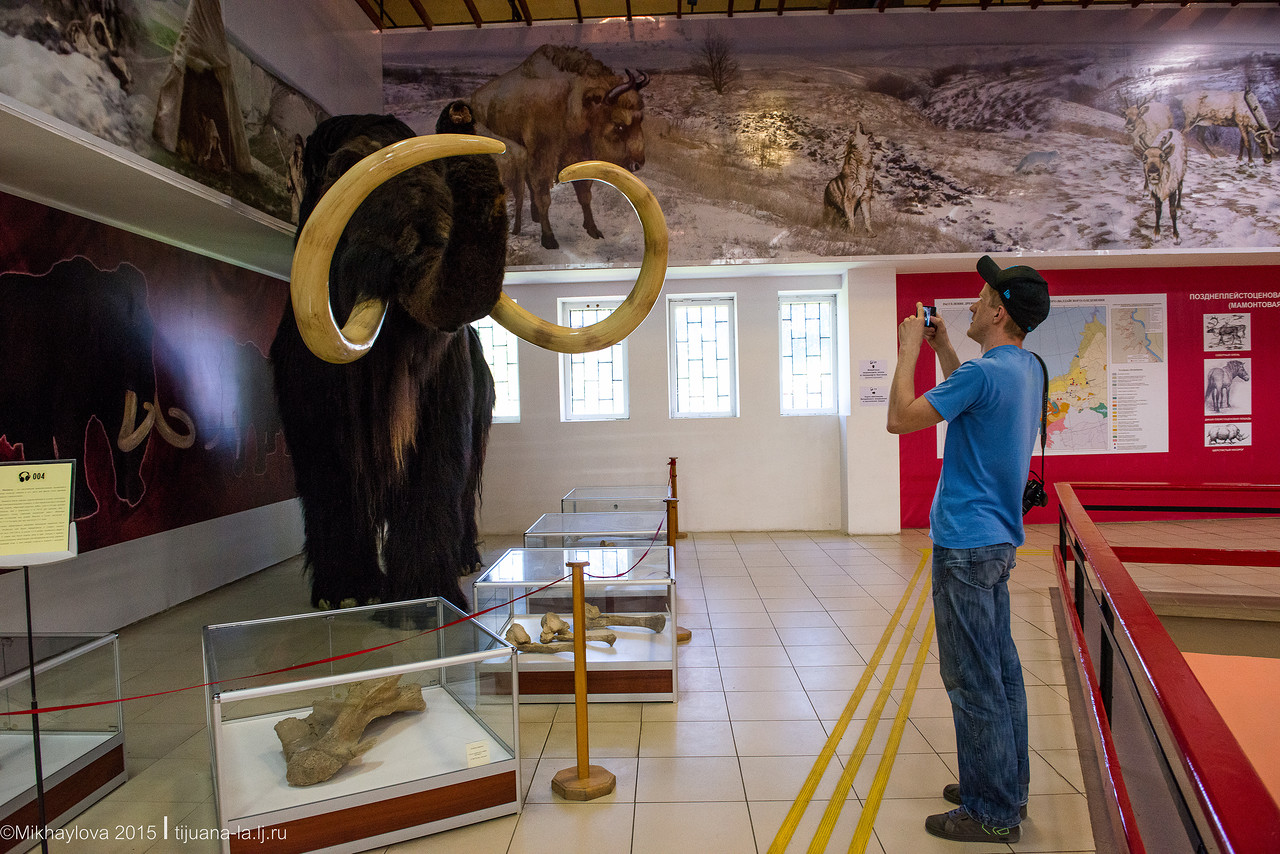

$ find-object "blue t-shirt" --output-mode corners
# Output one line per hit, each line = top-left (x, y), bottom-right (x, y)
(923, 345), (1043, 549)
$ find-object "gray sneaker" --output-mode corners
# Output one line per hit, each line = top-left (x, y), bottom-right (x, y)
(926, 806), (1021, 843)
(943, 783), (1028, 819)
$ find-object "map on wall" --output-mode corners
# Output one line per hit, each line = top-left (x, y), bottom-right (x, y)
(935, 294), (1169, 455)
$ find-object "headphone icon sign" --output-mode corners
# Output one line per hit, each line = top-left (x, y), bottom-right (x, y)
(18, 471), (31, 482)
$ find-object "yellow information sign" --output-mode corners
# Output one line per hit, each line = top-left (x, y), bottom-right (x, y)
(0, 460), (75, 559)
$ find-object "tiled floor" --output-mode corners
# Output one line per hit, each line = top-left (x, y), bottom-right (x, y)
(15, 519), (1280, 853)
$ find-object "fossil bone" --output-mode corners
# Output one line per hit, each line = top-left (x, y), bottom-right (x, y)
(539, 611), (617, 645)
(584, 603), (667, 634)
(506, 621), (616, 651)
(274, 675), (426, 786)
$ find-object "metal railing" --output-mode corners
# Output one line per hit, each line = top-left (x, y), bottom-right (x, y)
(1054, 482), (1280, 854)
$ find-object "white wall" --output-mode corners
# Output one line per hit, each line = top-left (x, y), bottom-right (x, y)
(0, 501), (303, 634)
(480, 263), (901, 536)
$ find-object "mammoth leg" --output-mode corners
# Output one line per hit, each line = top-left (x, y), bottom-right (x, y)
(573, 180), (604, 240)
(298, 480), (383, 609)
(461, 328), (495, 574)
(381, 334), (483, 611)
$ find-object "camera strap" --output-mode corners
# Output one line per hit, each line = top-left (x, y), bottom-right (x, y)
(1032, 352), (1048, 482)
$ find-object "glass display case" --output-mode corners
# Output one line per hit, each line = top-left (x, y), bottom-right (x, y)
(202, 598), (518, 854)
(561, 485), (670, 513)
(523, 511), (667, 549)
(0, 633), (125, 853)
(473, 547), (677, 703)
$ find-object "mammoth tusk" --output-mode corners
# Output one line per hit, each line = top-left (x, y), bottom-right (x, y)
(290, 134), (508, 364)
(117, 389), (155, 452)
(144, 396), (196, 449)
(490, 160), (668, 354)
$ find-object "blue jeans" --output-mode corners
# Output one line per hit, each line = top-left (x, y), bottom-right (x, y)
(932, 543), (1029, 828)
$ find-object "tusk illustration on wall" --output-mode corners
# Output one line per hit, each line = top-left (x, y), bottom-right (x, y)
(144, 395), (197, 449)
(290, 134), (668, 363)
(489, 160), (668, 354)
(117, 389), (156, 452)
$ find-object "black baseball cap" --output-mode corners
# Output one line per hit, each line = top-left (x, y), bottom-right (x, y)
(977, 255), (1051, 333)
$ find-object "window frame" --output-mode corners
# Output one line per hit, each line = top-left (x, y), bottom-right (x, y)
(778, 292), (840, 416)
(667, 294), (739, 419)
(559, 297), (630, 422)
(471, 313), (521, 424)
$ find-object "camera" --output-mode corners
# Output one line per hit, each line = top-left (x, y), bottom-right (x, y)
(921, 305), (937, 327)
(1022, 471), (1048, 516)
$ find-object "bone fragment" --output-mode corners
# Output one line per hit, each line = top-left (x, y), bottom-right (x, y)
(538, 611), (617, 645)
(507, 621), (616, 651)
(584, 603), (667, 633)
(274, 675), (426, 787)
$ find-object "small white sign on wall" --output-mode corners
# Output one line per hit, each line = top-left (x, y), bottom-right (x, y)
(860, 386), (889, 407)
(859, 359), (889, 380)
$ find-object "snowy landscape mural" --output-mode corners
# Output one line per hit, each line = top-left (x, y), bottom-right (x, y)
(0, 0), (326, 223)
(383, 11), (1280, 268)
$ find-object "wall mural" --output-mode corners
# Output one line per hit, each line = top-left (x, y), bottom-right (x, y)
(382, 12), (1280, 267)
(0, 191), (295, 551)
(0, 0), (326, 223)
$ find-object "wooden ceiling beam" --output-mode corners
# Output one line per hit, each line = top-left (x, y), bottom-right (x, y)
(727, 0), (734, 15)
(777, 0), (785, 15)
(461, 0), (484, 26)
(515, 0), (535, 24)
(407, 0), (434, 28)
(626, 0), (634, 18)
(354, 0), (385, 29)
(573, 0), (583, 21)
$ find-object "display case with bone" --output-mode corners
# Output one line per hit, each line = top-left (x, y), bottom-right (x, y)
(273, 674), (426, 787)
(583, 603), (667, 633)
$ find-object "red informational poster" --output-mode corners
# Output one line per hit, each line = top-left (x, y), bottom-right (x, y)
(897, 265), (1280, 527)
(0, 192), (295, 551)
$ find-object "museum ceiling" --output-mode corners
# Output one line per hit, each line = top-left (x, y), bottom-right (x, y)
(349, 0), (1275, 31)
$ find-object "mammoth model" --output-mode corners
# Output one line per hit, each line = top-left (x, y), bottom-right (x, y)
(0, 256), (195, 518)
(274, 109), (667, 610)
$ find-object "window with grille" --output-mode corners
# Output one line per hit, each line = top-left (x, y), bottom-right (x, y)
(471, 315), (520, 423)
(779, 294), (838, 415)
(668, 296), (737, 418)
(561, 299), (628, 421)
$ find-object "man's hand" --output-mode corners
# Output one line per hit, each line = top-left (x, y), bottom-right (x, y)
(898, 303), (928, 352)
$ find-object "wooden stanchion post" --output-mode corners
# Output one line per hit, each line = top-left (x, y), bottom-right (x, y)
(664, 496), (694, 645)
(667, 456), (687, 539)
(551, 561), (616, 801)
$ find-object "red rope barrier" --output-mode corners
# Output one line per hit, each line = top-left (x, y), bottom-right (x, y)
(1, 526), (669, 719)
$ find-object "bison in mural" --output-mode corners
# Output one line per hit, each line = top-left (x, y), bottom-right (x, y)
(472, 44), (650, 250)
(271, 112), (507, 610)
(0, 256), (195, 519)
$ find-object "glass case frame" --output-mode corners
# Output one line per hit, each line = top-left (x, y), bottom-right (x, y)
(202, 598), (519, 854)
(561, 485), (670, 513)
(523, 511), (667, 549)
(0, 633), (125, 853)
(473, 547), (677, 703)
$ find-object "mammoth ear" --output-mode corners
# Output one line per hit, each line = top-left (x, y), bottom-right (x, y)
(583, 89), (606, 108)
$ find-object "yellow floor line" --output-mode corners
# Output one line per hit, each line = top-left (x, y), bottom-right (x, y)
(807, 575), (932, 853)
(766, 550), (932, 854)
(847, 614), (937, 853)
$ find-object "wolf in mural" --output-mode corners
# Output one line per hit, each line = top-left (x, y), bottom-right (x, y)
(822, 123), (876, 235)
(270, 111), (507, 610)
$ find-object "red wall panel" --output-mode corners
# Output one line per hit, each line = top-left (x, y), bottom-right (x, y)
(896, 264), (1280, 529)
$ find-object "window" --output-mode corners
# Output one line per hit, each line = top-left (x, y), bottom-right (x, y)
(471, 315), (520, 422)
(779, 294), (838, 415)
(561, 299), (628, 421)
(669, 296), (737, 418)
